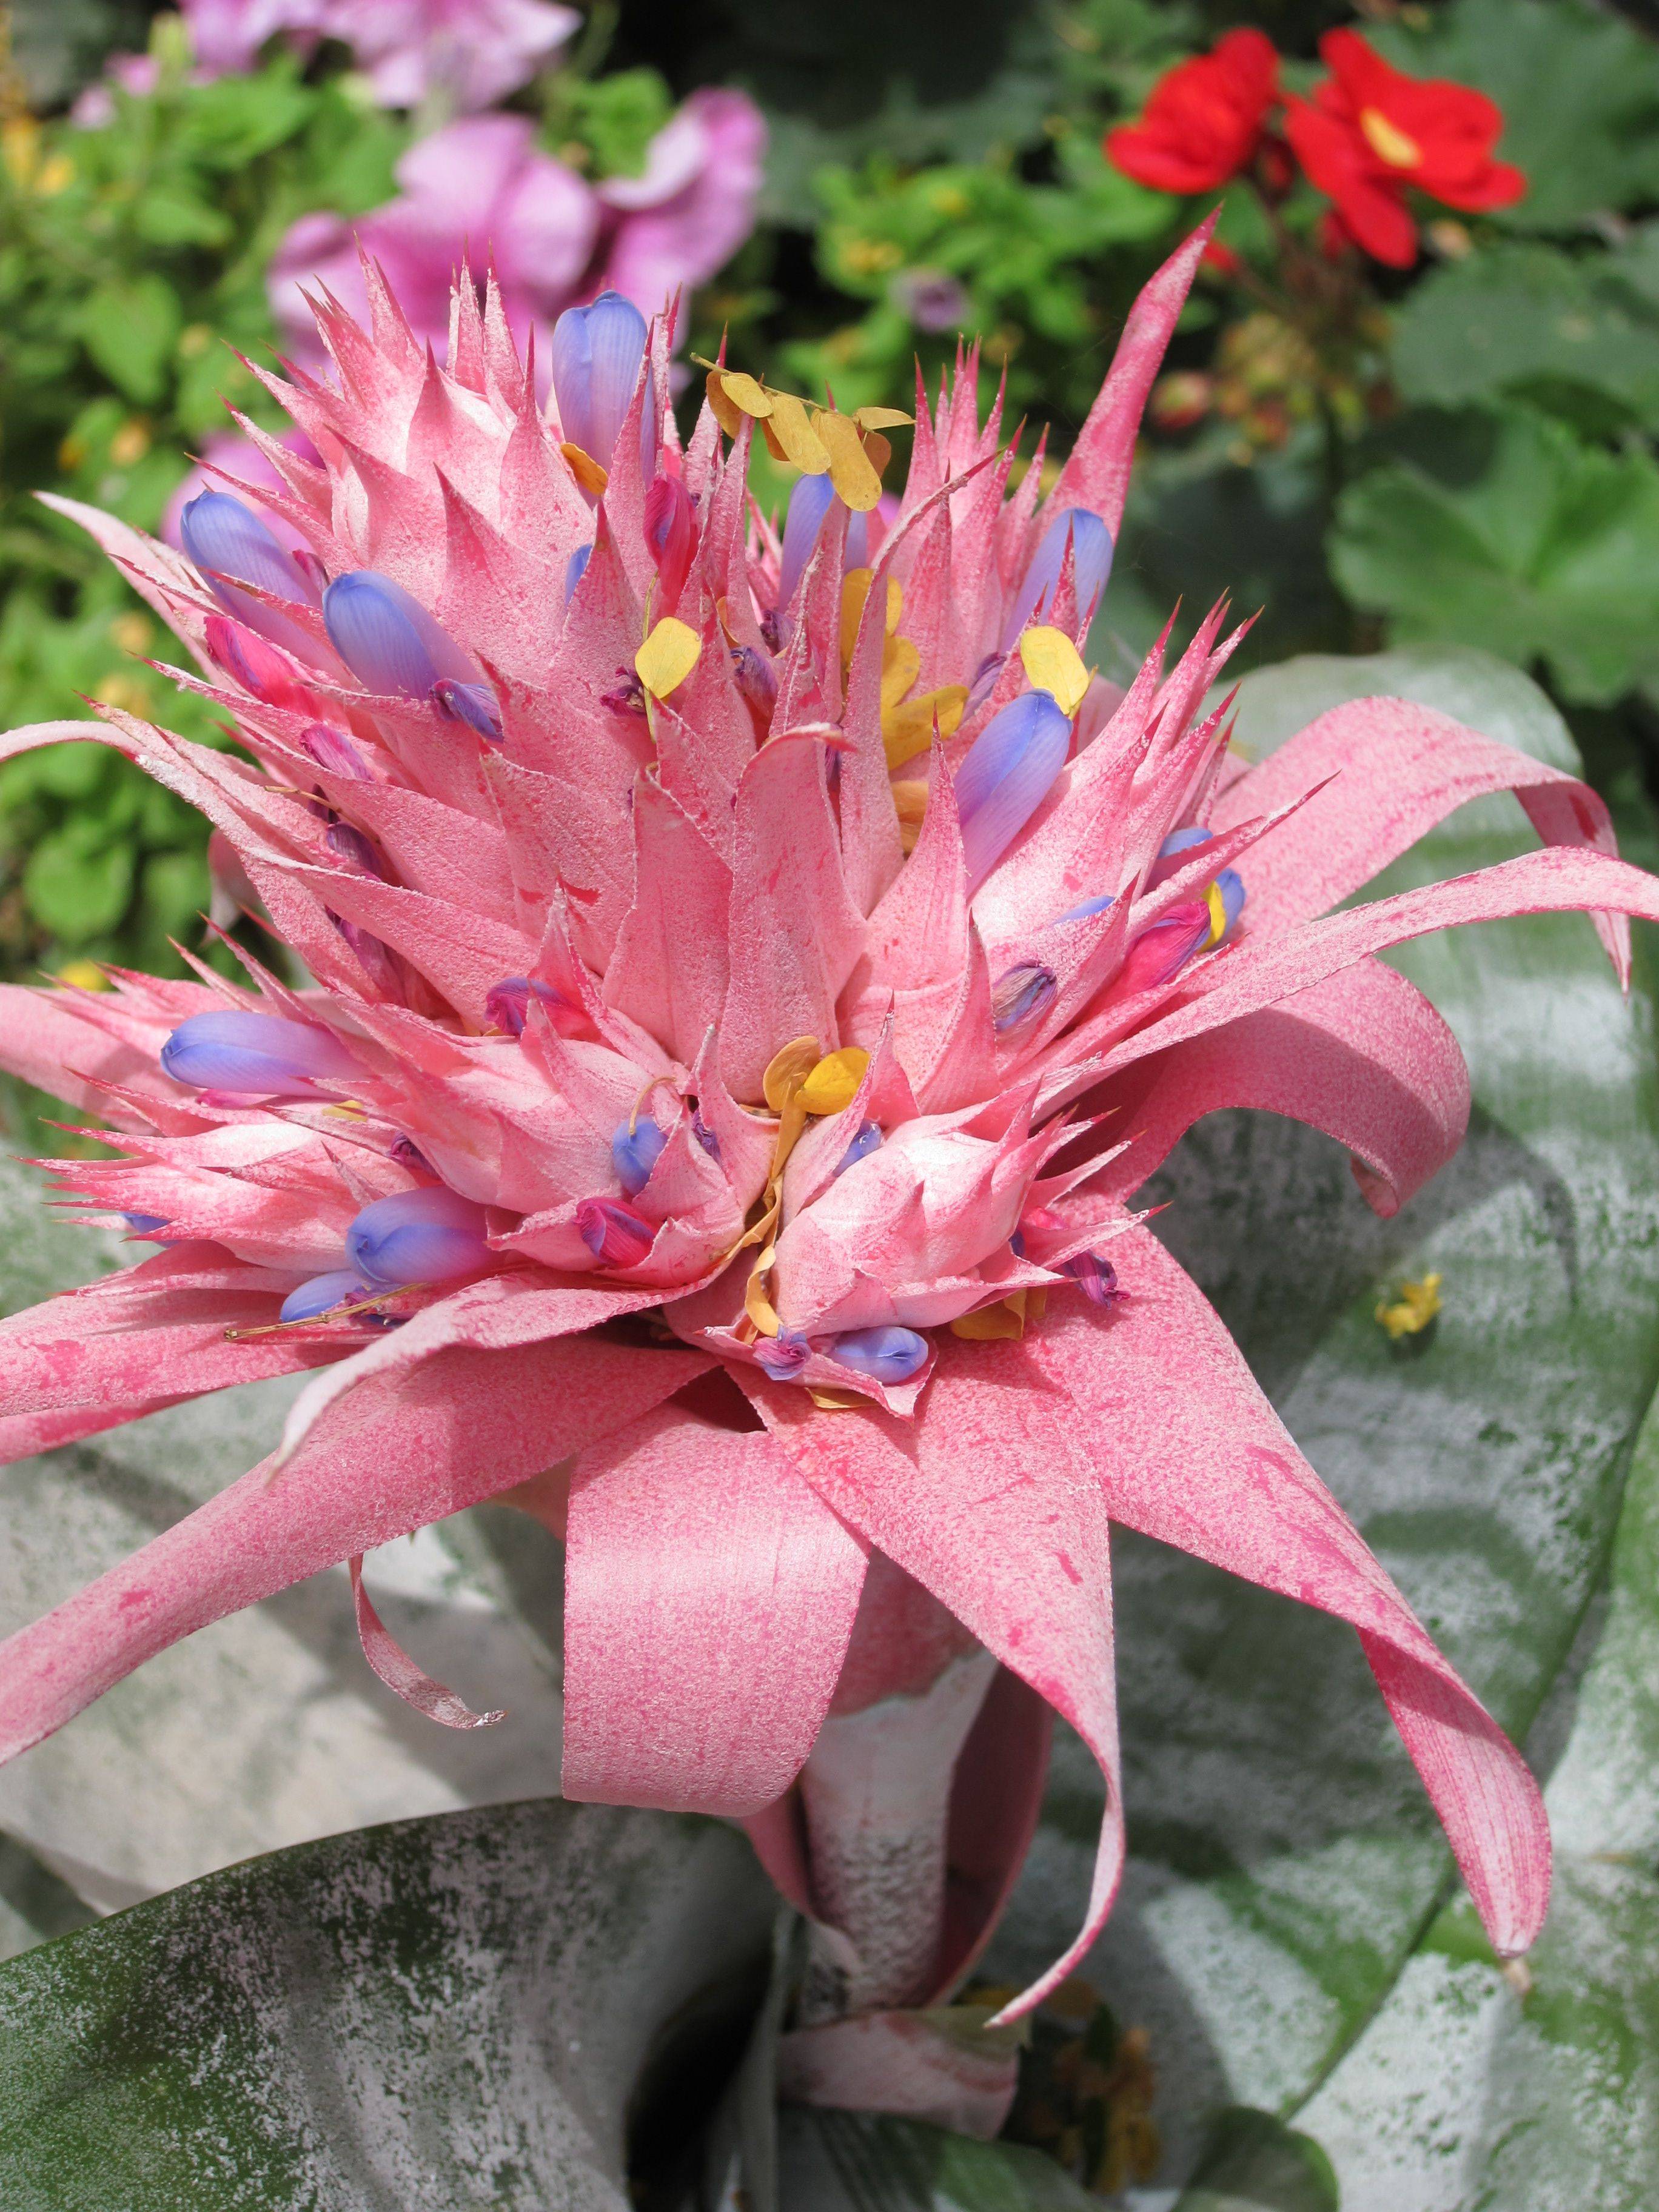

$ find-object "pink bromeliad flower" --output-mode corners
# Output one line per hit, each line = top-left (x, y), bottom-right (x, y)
(180, 0), (580, 109)
(4, 218), (1658, 2132)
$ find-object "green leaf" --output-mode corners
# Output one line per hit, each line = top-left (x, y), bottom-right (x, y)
(986, 649), (1659, 2184)
(777, 2111), (1098, 2212)
(1373, 0), (1659, 230)
(1175, 2108), (1339, 2212)
(0, 1798), (774, 2209)
(1331, 407), (1659, 706)
(76, 276), (181, 407)
(1392, 239), (1659, 434)
(1297, 1387), (1659, 2209)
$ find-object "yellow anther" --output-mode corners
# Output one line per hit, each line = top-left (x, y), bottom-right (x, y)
(560, 442), (609, 496)
(55, 959), (109, 992)
(1359, 107), (1421, 169)
(1376, 1272), (1442, 1341)
(1019, 626), (1091, 717)
(814, 408), (884, 511)
(635, 617), (702, 700)
(883, 683), (968, 771)
(799, 1047), (870, 1116)
(762, 1035), (820, 1114)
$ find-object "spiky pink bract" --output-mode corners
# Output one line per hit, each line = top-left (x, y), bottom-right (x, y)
(2, 221), (1658, 2075)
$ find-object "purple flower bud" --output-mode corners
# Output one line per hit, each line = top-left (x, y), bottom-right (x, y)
(731, 643), (779, 728)
(955, 689), (1073, 891)
(830, 1324), (930, 1384)
(346, 1187), (491, 1287)
(550, 290), (649, 473)
(612, 1115), (666, 1195)
(323, 571), (478, 699)
(432, 679), (503, 744)
(692, 1108), (722, 1161)
(324, 820), (384, 876)
(1062, 1250), (1121, 1306)
(991, 962), (1058, 1034)
(204, 614), (318, 708)
(644, 474), (698, 606)
(1000, 507), (1113, 651)
(778, 472), (837, 609)
(299, 723), (371, 780)
(160, 1009), (355, 1096)
(602, 666), (648, 717)
(1053, 890), (1115, 924)
(292, 548), (330, 595)
(1148, 825), (1214, 889)
(486, 975), (575, 1037)
(279, 1268), (372, 1323)
(390, 1134), (434, 1176)
(180, 491), (320, 608)
(835, 1121), (883, 1176)
(121, 1212), (172, 1238)
(577, 1196), (654, 1269)
(967, 651), (1005, 714)
(755, 1327), (811, 1381)
(564, 542), (592, 604)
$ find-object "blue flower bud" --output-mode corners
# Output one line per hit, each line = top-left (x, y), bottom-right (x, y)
(279, 1269), (372, 1323)
(432, 679), (503, 743)
(611, 1115), (666, 1195)
(323, 571), (478, 699)
(549, 290), (649, 472)
(1062, 1250), (1121, 1307)
(299, 723), (371, 780)
(777, 472), (837, 609)
(1213, 866), (1246, 939)
(830, 1325), (930, 1384)
(564, 543), (593, 604)
(692, 1108), (722, 1161)
(180, 491), (320, 608)
(159, 1010), (355, 1096)
(346, 1187), (491, 1287)
(954, 688), (1073, 890)
(1000, 507), (1113, 651)
(991, 962), (1058, 1034)
(486, 975), (574, 1037)
(577, 1196), (654, 1269)
(121, 1212), (172, 1238)
(834, 1121), (883, 1176)
(1149, 825), (1214, 888)
(1052, 890), (1114, 924)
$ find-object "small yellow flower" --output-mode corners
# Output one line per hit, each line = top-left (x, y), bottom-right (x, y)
(109, 418), (152, 468)
(92, 672), (152, 716)
(55, 960), (110, 992)
(1376, 1272), (1443, 1341)
(109, 612), (152, 657)
(840, 238), (903, 279)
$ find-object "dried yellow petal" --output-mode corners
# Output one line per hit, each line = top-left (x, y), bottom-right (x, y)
(853, 406), (914, 432)
(764, 390), (831, 473)
(859, 429), (893, 482)
(880, 635), (922, 714)
(806, 1388), (864, 1411)
(1019, 626), (1090, 717)
(814, 408), (883, 511)
(840, 570), (903, 665)
(635, 617), (702, 700)
(799, 1047), (870, 1116)
(745, 1253), (783, 1336)
(950, 1294), (1028, 1341)
(882, 684), (968, 771)
(560, 442), (609, 497)
(891, 779), (928, 853)
(762, 1035), (820, 1113)
(720, 370), (774, 419)
(704, 370), (745, 438)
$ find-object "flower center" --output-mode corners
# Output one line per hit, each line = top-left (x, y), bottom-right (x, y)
(1359, 107), (1421, 169)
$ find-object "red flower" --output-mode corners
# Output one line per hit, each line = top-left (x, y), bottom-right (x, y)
(1106, 28), (1279, 195)
(1284, 28), (1524, 269)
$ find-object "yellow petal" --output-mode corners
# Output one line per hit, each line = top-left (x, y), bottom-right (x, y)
(1019, 626), (1090, 717)
(799, 1047), (870, 1116)
(950, 1293), (1028, 1341)
(704, 370), (744, 438)
(814, 409), (883, 511)
(745, 1253), (783, 1336)
(891, 779), (928, 853)
(882, 683), (968, 771)
(720, 370), (774, 419)
(763, 390), (831, 473)
(854, 405), (915, 431)
(762, 1035), (820, 1113)
(560, 443), (609, 497)
(635, 617), (702, 700)
(880, 635), (921, 714)
(1204, 878), (1229, 947)
(806, 1388), (865, 1410)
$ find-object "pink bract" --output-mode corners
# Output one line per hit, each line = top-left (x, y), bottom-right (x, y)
(4, 218), (1658, 2090)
